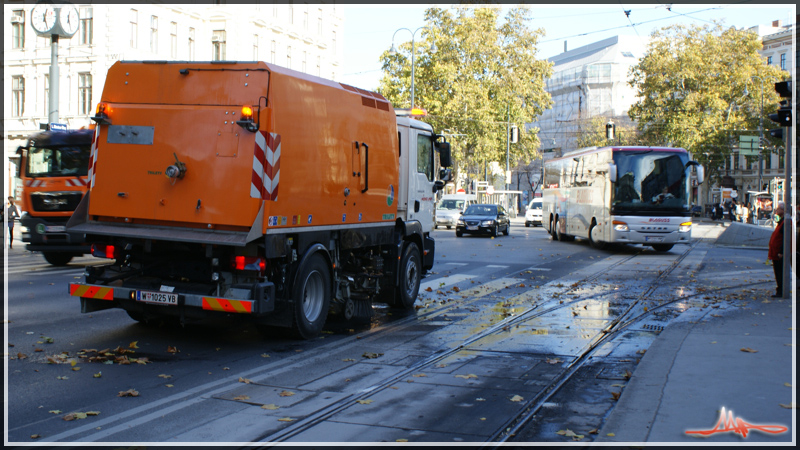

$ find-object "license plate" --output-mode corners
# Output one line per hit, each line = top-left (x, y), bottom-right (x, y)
(136, 290), (178, 305)
(467, 226), (478, 231)
(645, 236), (664, 242)
(45, 226), (66, 232)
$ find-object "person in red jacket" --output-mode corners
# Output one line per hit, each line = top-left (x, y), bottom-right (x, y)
(768, 202), (789, 297)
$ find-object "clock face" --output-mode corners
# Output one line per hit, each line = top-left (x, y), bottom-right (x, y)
(31, 3), (56, 34)
(59, 6), (79, 36)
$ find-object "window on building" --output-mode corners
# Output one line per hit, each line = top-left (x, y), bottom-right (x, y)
(304, 8), (308, 30)
(130, 9), (138, 48)
(271, 40), (276, 63)
(289, 5), (294, 24)
(780, 53), (786, 70)
(332, 31), (337, 53)
(287, 46), (292, 69)
(302, 51), (307, 73)
(316, 55), (321, 76)
(79, 73), (92, 115)
(12, 76), (25, 117)
(79, 8), (93, 45)
(170, 22), (177, 58)
(767, 56), (773, 65)
(253, 34), (259, 60)
(212, 30), (226, 61)
(188, 27), (195, 61)
(150, 16), (158, 53)
(12, 9), (25, 49)
(317, 9), (323, 35)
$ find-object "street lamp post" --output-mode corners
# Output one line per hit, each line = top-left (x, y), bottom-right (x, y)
(390, 27), (436, 109)
(744, 75), (776, 191)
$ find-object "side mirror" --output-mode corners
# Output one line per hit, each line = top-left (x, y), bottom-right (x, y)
(695, 165), (705, 185)
(15, 146), (25, 178)
(436, 140), (452, 168)
(433, 180), (445, 192)
(608, 163), (618, 183)
(438, 168), (452, 182)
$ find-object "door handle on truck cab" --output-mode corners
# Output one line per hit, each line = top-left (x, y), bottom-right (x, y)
(361, 143), (369, 193)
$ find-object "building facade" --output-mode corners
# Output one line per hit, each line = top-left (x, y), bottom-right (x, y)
(4, 2), (344, 201)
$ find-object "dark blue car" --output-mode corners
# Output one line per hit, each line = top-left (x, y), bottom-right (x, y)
(455, 204), (510, 237)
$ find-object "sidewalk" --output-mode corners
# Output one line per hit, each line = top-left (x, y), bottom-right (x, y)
(596, 222), (795, 443)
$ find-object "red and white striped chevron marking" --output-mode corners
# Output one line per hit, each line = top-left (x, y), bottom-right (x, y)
(65, 177), (89, 187)
(251, 131), (281, 201)
(23, 179), (47, 187)
(88, 126), (99, 189)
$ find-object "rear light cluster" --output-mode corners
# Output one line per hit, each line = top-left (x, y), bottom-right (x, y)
(91, 244), (115, 259)
(232, 256), (265, 274)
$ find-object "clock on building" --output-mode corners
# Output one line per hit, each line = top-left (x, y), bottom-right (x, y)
(31, 2), (57, 35)
(59, 4), (80, 37)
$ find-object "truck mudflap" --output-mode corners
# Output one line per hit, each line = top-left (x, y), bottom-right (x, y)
(422, 234), (435, 271)
(68, 282), (275, 316)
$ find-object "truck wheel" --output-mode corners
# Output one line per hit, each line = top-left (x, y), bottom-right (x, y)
(292, 253), (331, 339)
(43, 252), (73, 266)
(395, 242), (421, 309)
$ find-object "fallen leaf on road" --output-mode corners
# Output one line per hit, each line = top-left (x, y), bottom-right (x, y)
(785, 383), (792, 387)
(342, 358), (356, 362)
(277, 417), (295, 422)
(165, 384), (173, 388)
(31, 434), (40, 439)
(167, 346), (180, 353)
(279, 390), (295, 397)
(779, 403), (795, 409)
(232, 395), (250, 401)
(510, 395), (524, 402)
(556, 429), (584, 440)
(239, 377), (253, 384)
(63, 412), (87, 421)
(158, 374), (172, 379)
(396, 439), (408, 442)
(261, 404), (280, 410)
(356, 399), (373, 404)
(589, 428), (598, 434)
(362, 352), (383, 359)
(261, 353), (270, 358)
(412, 373), (427, 378)
(611, 392), (621, 401)
(607, 433), (616, 437)
(455, 374), (478, 380)
(56, 376), (68, 380)
(118, 389), (139, 397)
(93, 372), (102, 378)
(128, 341), (138, 349)
(425, 287), (433, 292)
(49, 410), (62, 414)
(545, 358), (562, 365)
(740, 347), (758, 353)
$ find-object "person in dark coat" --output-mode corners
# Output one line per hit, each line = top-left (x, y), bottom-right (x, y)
(768, 202), (788, 297)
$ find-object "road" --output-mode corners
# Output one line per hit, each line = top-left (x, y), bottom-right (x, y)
(4, 220), (774, 444)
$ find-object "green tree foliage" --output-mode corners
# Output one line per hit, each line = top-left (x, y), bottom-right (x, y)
(628, 22), (787, 184)
(378, 6), (553, 176)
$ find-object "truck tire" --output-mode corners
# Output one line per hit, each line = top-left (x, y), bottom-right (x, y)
(43, 252), (73, 266)
(292, 253), (331, 339)
(395, 242), (421, 309)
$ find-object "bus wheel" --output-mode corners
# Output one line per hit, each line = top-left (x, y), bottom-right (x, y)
(555, 218), (565, 241)
(292, 253), (331, 339)
(652, 244), (674, 252)
(589, 222), (607, 250)
(550, 218), (558, 240)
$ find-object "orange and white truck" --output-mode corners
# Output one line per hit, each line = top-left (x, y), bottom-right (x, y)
(67, 61), (451, 338)
(16, 128), (94, 265)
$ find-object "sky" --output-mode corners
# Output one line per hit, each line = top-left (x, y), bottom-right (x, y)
(340, 2), (795, 91)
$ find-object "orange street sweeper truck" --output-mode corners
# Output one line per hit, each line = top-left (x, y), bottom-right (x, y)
(67, 61), (452, 339)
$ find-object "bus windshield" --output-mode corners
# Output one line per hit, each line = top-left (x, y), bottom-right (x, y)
(612, 151), (690, 213)
(26, 145), (90, 178)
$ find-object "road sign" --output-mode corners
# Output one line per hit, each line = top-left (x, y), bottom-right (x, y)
(49, 123), (67, 132)
(738, 135), (759, 156)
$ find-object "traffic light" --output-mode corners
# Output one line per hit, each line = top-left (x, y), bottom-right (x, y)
(768, 128), (783, 140)
(768, 81), (792, 127)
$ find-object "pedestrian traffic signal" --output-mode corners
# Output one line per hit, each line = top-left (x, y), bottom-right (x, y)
(510, 125), (519, 143)
(774, 80), (792, 98)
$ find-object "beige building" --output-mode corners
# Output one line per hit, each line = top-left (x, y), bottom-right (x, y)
(4, 2), (344, 201)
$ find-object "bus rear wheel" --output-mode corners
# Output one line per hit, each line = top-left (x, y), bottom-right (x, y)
(651, 244), (674, 252)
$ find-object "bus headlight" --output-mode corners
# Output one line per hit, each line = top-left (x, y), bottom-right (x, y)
(679, 222), (692, 232)
(613, 220), (629, 232)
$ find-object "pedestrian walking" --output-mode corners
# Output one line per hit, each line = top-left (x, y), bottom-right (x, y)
(7, 196), (20, 249)
(767, 202), (790, 297)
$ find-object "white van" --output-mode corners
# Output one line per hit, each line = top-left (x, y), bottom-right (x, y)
(525, 198), (543, 227)
(435, 194), (477, 229)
